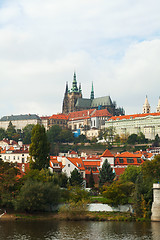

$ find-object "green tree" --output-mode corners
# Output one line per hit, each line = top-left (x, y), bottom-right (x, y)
(15, 180), (60, 212)
(69, 169), (83, 187)
(120, 165), (141, 184)
(58, 129), (74, 143)
(99, 160), (115, 187)
(127, 134), (138, 144)
(22, 124), (35, 144)
(6, 121), (16, 140)
(47, 125), (62, 143)
(88, 170), (95, 188)
(29, 124), (50, 170)
(103, 181), (134, 206)
(0, 128), (7, 140)
(152, 134), (160, 147)
(0, 159), (20, 208)
(137, 132), (147, 144)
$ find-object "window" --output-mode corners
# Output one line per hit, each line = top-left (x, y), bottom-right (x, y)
(13, 156), (15, 160)
(22, 158), (24, 163)
(68, 164), (70, 167)
(127, 158), (134, 163)
(137, 158), (141, 163)
(119, 158), (124, 163)
(93, 167), (96, 171)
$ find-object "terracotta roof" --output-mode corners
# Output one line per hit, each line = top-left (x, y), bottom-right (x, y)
(115, 151), (142, 158)
(68, 109), (95, 120)
(70, 150), (77, 154)
(108, 112), (160, 121)
(101, 149), (114, 157)
(67, 157), (85, 171)
(91, 109), (112, 117)
(49, 113), (68, 120)
(83, 160), (101, 166)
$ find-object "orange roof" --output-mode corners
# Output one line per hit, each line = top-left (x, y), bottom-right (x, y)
(67, 157), (85, 171)
(70, 150), (77, 155)
(115, 151), (142, 158)
(68, 109), (95, 120)
(108, 112), (160, 121)
(83, 160), (101, 166)
(101, 149), (114, 157)
(49, 113), (68, 120)
(91, 109), (112, 117)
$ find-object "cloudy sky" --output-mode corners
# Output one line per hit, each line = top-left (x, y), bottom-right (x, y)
(0, 0), (160, 117)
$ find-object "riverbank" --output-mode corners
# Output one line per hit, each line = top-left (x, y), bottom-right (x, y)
(0, 211), (150, 222)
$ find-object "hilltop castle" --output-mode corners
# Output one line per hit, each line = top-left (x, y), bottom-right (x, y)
(62, 72), (125, 116)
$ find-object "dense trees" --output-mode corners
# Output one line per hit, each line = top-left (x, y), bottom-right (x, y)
(29, 124), (50, 170)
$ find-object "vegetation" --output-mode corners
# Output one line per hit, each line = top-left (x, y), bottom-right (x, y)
(69, 168), (83, 187)
(29, 124), (50, 170)
(99, 159), (115, 187)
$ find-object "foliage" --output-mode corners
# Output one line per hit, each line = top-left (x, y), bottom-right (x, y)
(22, 124), (35, 144)
(102, 181), (134, 206)
(6, 121), (17, 140)
(0, 159), (21, 208)
(69, 168), (83, 187)
(74, 134), (89, 143)
(15, 180), (60, 212)
(58, 129), (74, 143)
(99, 160), (115, 186)
(103, 127), (115, 143)
(152, 134), (160, 147)
(120, 165), (141, 184)
(29, 124), (50, 170)
(68, 186), (89, 203)
(58, 172), (68, 188)
(88, 170), (95, 188)
(0, 128), (7, 140)
(127, 134), (138, 144)
(47, 125), (74, 144)
(59, 199), (88, 219)
(114, 134), (120, 143)
(120, 133), (129, 144)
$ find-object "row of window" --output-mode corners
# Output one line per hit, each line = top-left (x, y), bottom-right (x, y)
(118, 158), (141, 164)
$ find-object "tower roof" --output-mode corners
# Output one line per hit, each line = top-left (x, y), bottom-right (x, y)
(71, 72), (79, 93)
(90, 82), (94, 100)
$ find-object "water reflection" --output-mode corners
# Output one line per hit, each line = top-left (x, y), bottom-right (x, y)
(0, 220), (160, 240)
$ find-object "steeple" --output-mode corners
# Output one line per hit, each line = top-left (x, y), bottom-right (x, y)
(65, 81), (68, 95)
(156, 97), (160, 113)
(143, 95), (150, 113)
(71, 72), (78, 92)
(90, 82), (94, 100)
(79, 83), (82, 93)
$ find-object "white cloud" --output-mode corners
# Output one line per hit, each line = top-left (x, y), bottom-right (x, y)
(0, 0), (160, 117)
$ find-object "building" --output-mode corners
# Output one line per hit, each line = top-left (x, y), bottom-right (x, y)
(49, 113), (68, 129)
(62, 72), (125, 116)
(0, 114), (41, 130)
(105, 112), (160, 140)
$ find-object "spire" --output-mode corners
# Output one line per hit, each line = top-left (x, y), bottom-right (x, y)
(143, 95), (150, 113)
(90, 82), (94, 100)
(71, 72), (78, 92)
(79, 83), (82, 93)
(65, 81), (68, 95)
(156, 96), (160, 113)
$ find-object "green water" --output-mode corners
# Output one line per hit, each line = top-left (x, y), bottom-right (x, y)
(0, 220), (159, 240)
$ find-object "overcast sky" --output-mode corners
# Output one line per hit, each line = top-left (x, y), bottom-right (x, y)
(0, 0), (160, 117)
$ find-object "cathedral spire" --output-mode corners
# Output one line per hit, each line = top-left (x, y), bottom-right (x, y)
(71, 72), (78, 92)
(65, 81), (68, 95)
(143, 95), (150, 113)
(156, 96), (160, 113)
(90, 82), (94, 100)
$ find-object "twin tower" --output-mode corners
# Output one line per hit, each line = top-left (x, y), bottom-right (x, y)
(143, 96), (160, 114)
(62, 72), (125, 116)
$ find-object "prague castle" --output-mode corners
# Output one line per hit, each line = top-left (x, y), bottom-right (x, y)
(62, 72), (125, 116)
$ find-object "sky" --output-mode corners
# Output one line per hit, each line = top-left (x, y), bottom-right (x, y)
(0, 0), (160, 117)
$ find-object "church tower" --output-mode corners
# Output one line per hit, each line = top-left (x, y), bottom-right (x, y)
(156, 97), (160, 113)
(90, 82), (94, 100)
(143, 95), (151, 114)
(62, 72), (82, 114)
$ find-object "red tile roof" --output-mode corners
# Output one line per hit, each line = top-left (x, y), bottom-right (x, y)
(67, 157), (85, 171)
(108, 112), (160, 121)
(91, 109), (112, 117)
(101, 149), (114, 157)
(68, 109), (95, 120)
(49, 113), (68, 120)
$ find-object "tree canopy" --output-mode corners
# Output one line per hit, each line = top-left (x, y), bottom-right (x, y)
(69, 168), (83, 187)
(99, 159), (115, 186)
(29, 124), (50, 170)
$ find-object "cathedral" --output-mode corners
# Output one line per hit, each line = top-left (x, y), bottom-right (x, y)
(62, 73), (125, 116)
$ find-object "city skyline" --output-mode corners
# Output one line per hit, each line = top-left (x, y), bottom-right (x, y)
(0, 0), (160, 117)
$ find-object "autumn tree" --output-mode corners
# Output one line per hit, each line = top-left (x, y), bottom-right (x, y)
(29, 124), (50, 170)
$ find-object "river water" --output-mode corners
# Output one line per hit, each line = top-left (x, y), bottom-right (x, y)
(0, 220), (160, 240)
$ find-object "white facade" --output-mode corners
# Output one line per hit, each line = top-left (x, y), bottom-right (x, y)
(105, 113), (160, 140)
(0, 151), (29, 164)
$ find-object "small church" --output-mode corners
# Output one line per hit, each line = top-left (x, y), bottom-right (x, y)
(62, 72), (125, 116)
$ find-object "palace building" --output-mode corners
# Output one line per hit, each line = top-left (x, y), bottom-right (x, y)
(62, 72), (125, 116)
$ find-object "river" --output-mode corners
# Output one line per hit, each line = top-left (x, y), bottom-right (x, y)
(0, 220), (160, 240)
